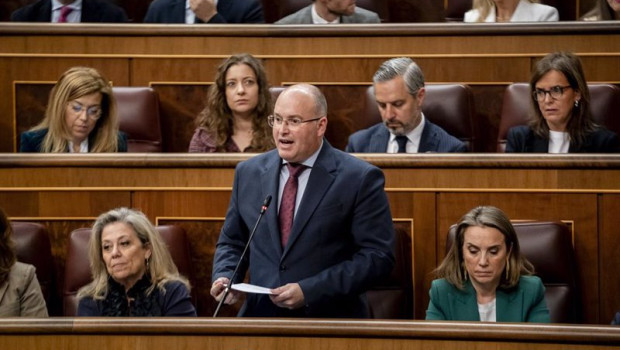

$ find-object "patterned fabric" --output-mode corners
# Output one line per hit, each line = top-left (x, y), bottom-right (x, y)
(100, 275), (163, 316)
(278, 163), (307, 248)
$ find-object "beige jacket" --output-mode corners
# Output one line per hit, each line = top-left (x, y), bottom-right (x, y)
(0, 262), (48, 317)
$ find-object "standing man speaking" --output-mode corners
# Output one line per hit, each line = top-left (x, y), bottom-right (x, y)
(211, 84), (394, 318)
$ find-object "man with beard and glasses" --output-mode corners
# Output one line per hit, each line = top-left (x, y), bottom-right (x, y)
(346, 57), (467, 154)
(275, 0), (380, 24)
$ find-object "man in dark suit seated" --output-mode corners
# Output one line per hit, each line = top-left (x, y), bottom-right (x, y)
(11, 0), (127, 23)
(275, 0), (380, 24)
(143, 0), (264, 23)
(346, 57), (467, 153)
(210, 84), (395, 318)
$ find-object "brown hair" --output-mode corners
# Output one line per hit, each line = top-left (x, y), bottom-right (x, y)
(31, 66), (120, 152)
(434, 206), (534, 290)
(195, 53), (274, 152)
(529, 52), (597, 147)
(0, 208), (17, 285)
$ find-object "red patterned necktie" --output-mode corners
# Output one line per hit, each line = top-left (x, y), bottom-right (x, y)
(279, 163), (307, 248)
(58, 6), (73, 23)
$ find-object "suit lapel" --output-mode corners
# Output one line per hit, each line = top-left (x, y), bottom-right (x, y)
(370, 127), (390, 152)
(282, 142), (337, 258)
(419, 122), (439, 152)
(496, 288), (521, 322)
(171, 0), (187, 22)
(261, 152), (285, 255)
(452, 282), (480, 320)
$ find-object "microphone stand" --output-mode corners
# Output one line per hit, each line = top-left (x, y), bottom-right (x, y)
(213, 195), (272, 317)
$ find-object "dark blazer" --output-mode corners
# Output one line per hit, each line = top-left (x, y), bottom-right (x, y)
(212, 141), (395, 318)
(612, 311), (620, 325)
(20, 128), (128, 152)
(506, 125), (620, 153)
(11, 0), (128, 22)
(144, 0), (264, 23)
(77, 280), (196, 317)
(345, 121), (467, 153)
(426, 276), (550, 322)
(275, 4), (380, 24)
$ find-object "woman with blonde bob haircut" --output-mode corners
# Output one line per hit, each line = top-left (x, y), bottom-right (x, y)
(465, 0), (558, 22)
(426, 206), (550, 322)
(77, 208), (196, 316)
(189, 53), (274, 153)
(20, 66), (127, 153)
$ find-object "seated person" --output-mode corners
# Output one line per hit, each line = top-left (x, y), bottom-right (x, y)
(426, 205), (550, 322)
(0, 208), (48, 317)
(506, 52), (620, 153)
(581, 0), (620, 20)
(189, 53), (274, 152)
(275, 0), (380, 24)
(144, 0), (264, 23)
(465, 0), (558, 22)
(346, 57), (466, 153)
(77, 207), (196, 317)
(20, 67), (127, 153)
(11, 0), (127, 23)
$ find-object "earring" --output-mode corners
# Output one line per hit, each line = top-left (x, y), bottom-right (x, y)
(145, 258), (150, 270)
(574, 100), (580, 107)
(505, 259), (510, 280)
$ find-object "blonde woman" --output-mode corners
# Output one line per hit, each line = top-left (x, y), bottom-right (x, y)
(464, 0), (558, 22)
(20, 66), (127, 153)
(77, 208), (195, 316)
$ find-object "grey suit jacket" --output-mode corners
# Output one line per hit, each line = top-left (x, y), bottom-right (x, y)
(345, 121), (467, 153)
(0, 262), (48, 317)
(212, 141), (394, 318)
(275, 5), (380, 24)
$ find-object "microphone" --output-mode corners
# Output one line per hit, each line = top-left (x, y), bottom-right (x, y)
(213, 195), (272, 317)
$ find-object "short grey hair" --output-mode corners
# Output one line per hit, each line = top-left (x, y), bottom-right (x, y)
(373, 57), (425, 95)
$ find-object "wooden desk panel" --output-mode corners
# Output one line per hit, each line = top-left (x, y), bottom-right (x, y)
(0, 319), (619, 349)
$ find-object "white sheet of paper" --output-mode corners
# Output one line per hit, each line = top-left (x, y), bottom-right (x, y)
(231, 283), (274, 295)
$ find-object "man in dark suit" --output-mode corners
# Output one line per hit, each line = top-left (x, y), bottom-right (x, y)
(11, 0), (127, 23)
(210, 84), (395, 318)
(144, 0), (264, 23)
(346, 57), (466, 153)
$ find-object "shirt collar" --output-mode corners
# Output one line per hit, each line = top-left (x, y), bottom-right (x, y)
(52, 0), (82, 11)
(311, 4), (341, 24)
(389, 113), (426, 147)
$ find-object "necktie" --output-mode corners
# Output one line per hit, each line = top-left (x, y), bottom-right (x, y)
(59, 6), (73, 23)
(279, 163), (307, 248)
(395, 135), (408, 153)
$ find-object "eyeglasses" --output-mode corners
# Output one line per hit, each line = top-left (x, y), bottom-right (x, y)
(268, 115), (322, 129)
(532, 85), (572, 102)
(69, 102), (102, 120)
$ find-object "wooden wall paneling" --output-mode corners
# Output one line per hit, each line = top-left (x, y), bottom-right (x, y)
(599, 194), (620, 325)
(150, 83), (210, 152)
(436, 192), (599, 323)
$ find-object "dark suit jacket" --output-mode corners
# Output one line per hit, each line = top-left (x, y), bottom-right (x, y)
(212, 141), (395, 318)
(506, 125), (620, 153)
(144, 0), (264, 23)
(20, 128), (128, 152)
(11, 0), (128, 22)
(426, 276), (550, 322)
(345, 121), (467, 153)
